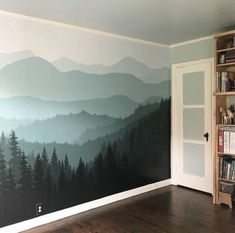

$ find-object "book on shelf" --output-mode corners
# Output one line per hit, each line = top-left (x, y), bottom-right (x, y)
(219, 156), (235, 181)
(218, 50), (235, 64)
(230, 131), (235, 154)
(224, 131), (230, 153)
(226, 50), (235, 63)
(218, 130), (224, 152)
(218, 129), (235, 153)
(216, 71), (235, 92)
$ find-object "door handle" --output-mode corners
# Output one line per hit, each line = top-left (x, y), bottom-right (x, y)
(204, 132), (209, 142)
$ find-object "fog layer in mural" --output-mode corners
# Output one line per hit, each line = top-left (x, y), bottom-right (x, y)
(0, 50), (170, 227)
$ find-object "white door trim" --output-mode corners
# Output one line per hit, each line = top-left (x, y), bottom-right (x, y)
(171, 58), (215, 193)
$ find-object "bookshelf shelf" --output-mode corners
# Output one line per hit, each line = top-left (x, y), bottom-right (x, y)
(214, 92), (235, 96)
(217, 152), (235, 157)
(217, 62), (235, 67)
(218, 178), (235, 183)
(217, 124), (235, 127)
(217, 47), (235, 53)
(214, 31), (235, 209)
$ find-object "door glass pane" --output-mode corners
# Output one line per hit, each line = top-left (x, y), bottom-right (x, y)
(183, 142), (205, 177)
(183, 72), (204, 105)
(183, 108), (204, 141)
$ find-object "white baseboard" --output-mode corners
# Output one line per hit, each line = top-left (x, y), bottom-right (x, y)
(1, 179), (171, 233)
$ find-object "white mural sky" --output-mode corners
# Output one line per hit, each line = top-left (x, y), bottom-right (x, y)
(0, 14), (170, 68)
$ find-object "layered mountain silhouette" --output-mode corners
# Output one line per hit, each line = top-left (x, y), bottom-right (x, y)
(0, 50), (34, 69)
(16, 111), (117, 144)
(0, 95), (138, 120)
(14, 100), (161, 144)
(0, 57), (170, 102)
(79, 101), (161, 144)
(52, 56), (170, 84)
(18, 100), (168, 165)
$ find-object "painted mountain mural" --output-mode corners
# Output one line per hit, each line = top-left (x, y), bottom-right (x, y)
(0, 57), (170, 102)
(52, 56), (170, 84)
(0, 50), (170, 228)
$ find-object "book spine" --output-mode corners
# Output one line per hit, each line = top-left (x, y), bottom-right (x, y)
(232, 160), (235, 181)
(221, 72), (229, 92)
(216, 72), (221, 92)
(219, 156), (223, 178)
(229, 131), (235, 154)
(218, 130), (224, 153)
(224, 131), (230, 153)
(227, 163), (231, 180)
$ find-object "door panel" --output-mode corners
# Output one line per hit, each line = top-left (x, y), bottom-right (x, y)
(183, 142), (205, 177)
(183, 108), (204, 140)
(183, 71), (204, 105)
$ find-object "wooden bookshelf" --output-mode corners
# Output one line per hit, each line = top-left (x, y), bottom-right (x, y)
(214, 30), (235, 209)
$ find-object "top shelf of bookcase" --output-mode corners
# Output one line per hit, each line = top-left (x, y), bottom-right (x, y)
(214, 30), (235, 39)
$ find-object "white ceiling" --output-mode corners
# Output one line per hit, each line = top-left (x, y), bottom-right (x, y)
(0, 0), (235, 45)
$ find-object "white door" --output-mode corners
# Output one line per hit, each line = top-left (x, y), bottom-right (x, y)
(172, 59), (213, 193)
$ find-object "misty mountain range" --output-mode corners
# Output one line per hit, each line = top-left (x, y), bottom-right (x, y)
(0, 56), (170, 102)
(0, 50), (170, 165)
(15, 101), (160, 144)
(17, 101), (166, 165)
(0, 50), (169, 84)
(52, 56), (170, 84)
(78, 102), (160, 144)
(16, 111), (117, 144)
(0, 95), (139, 120)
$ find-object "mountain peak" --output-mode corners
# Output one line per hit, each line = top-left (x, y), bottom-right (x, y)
(114, 56), (148, 68)
(2, 56), (59, 73)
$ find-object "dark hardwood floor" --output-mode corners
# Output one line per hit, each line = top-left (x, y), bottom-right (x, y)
(24, 185), (235, 233)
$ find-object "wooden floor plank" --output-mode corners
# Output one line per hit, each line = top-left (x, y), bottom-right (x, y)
(23, 185), (235, 233)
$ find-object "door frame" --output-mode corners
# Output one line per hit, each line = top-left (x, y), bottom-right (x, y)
(171, 58), (215, 194)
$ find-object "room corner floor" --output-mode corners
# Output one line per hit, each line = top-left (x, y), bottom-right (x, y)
(23, 185), (235, 233)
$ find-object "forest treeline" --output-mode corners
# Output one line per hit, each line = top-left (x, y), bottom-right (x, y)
(0, 98), (170, 227)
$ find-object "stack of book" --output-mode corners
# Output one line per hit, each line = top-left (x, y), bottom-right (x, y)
(219, 156), (235, 181)
(216, 71), (235, 92)
(218, 129), (235, 153)
(226, 51), (235, 63)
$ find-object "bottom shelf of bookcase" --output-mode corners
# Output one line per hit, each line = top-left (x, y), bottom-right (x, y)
(218, 192), (233, 208)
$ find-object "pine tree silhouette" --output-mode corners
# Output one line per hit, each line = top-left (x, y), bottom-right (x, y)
(33, 154), (44, 203)
(50, 148), (59, 185)
(5, 165), (17, 226)
(18, 151), (33, 218)
(9, 131), (21, 182)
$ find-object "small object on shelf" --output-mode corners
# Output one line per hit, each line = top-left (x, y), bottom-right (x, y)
(226, 40), (234, 49)
(219, 107), (231, 124)
(227, 109), (234, 124)
(219, 181), (235, 194)
(218, 53), (226, 64)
